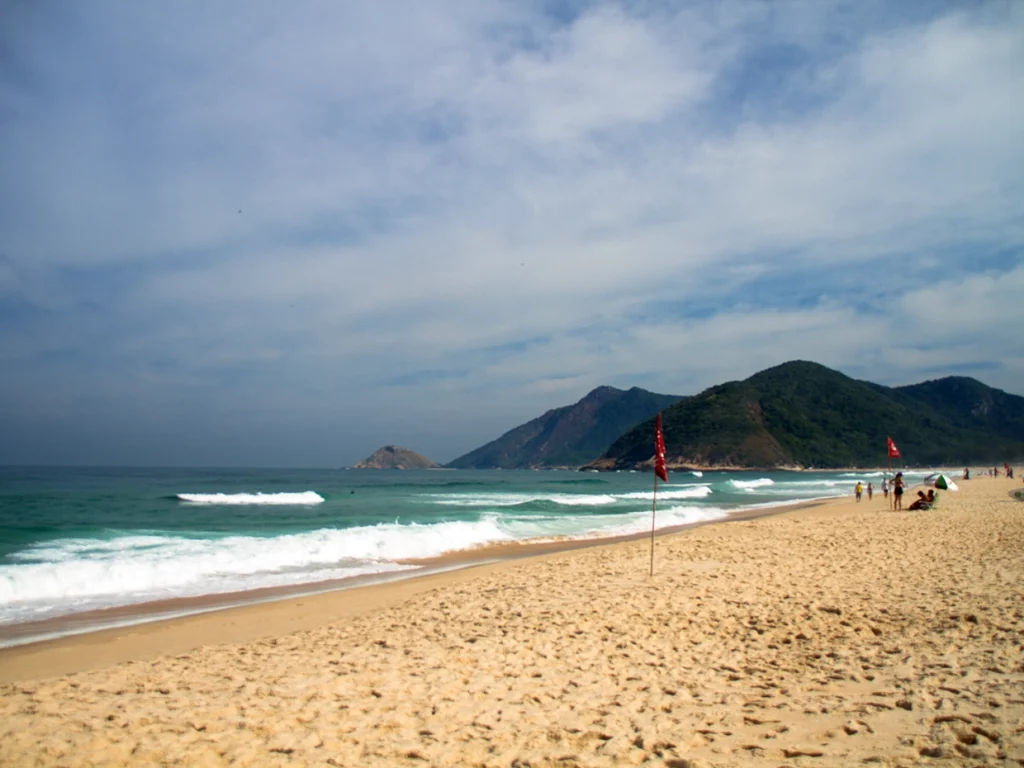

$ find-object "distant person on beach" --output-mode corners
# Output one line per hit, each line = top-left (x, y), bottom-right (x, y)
(881, 478), (889, 499)
(963, 468), (970, 480)
(855, 482), (863, 502)
(867, 482), (873, 500)
(892, 472), (905, 510)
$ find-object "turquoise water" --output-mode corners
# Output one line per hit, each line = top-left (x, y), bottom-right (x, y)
(0, 466), (926, 634)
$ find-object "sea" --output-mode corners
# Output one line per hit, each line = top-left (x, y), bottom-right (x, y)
(0, 466), (932, 647)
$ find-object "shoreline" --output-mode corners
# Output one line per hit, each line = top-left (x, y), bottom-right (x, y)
(0, 495), (829, 681)
(0, 466), (971, 656)
(2, 476), (1021, 766)
(0, 469), (876, 647)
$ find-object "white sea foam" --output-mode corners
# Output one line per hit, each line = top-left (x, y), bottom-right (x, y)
(428, 487), (717, 507)
(728, 478), (774, 491)
(613, 486), (712, 501)
(0, 496), (733, 625)
(690, 471), (704, 477)
(549, 494), (618, 506)
(0, 518), (519, 624)
(492, 504), (729, 542)
(3, 470), (891, 629)
(578, 505), (729, 538)
(427, 493), (619, 507)
(176, 491), (325, 505)
(735, 479), (848, 495)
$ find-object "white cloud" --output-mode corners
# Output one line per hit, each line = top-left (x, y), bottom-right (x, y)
(897, 267), (1024, 344)
(1, 1), (1022, 465)
(464, 4), (711, 144)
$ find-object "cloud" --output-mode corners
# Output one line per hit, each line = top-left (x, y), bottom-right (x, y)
(897, 267), (1024, 349)
(462, 4), (712, 144)
(0, 1), (1022, 465)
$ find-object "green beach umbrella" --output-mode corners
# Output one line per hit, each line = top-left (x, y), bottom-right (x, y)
(924, 473), (959, 491)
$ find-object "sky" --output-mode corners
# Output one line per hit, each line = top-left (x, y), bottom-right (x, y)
(1, 1), (1023, 467)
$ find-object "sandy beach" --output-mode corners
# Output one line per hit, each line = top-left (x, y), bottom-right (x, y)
(2, 476), (1022, 766)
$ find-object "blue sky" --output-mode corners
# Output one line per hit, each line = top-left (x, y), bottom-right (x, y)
(1, 0), (1022, 467)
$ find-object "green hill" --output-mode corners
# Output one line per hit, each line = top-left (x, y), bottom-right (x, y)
(891, 376), (1024, 442)
(588, 361), (1024, 470)
(447, 386), (684, 469)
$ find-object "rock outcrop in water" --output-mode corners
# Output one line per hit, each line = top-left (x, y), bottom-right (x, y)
(353, 446), (441, 469)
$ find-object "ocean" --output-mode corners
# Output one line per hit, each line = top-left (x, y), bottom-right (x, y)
(0, 466), (928, 646)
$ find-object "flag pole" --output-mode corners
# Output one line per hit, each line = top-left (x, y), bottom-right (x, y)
(650, 413), (667, 578)
(885, 436), (901, 510)
(887, 453), (892, 510)
(649, 472), (657, 577)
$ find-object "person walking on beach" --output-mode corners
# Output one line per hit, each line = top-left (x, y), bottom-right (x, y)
(867, 482), (873, 501)
(891, 472), (905, 510)
(855, 481), (863, 502)
(881, 478), (889, 499)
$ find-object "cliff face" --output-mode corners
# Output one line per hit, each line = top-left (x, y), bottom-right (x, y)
(353, 445), (440, 469)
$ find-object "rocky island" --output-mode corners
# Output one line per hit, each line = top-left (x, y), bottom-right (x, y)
(353, 445), (441, 469)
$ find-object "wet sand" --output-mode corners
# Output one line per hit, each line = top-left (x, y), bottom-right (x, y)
(1, 476), (1022, 766)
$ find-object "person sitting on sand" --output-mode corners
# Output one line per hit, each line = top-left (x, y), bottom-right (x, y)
(908, 489), (937, 511)
(908, 491), (930, 511)
(892, 472), (905, 509)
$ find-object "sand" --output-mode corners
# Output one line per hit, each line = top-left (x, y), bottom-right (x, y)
(1, 476), (1022, 767)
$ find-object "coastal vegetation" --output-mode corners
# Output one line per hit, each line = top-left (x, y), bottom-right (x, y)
(360, 362), (1023, 471)
(592, 361), (1024, 470)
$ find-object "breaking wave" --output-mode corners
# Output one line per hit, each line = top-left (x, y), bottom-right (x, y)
(728, 478), (774, 491)
(176, 492), (325, 505)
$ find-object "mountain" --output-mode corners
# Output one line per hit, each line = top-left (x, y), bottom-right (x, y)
(890, 377), (1024, 442)
(353, 445), (441, 469)
(446, 386), (685, 469)
(586, 361), (1024, 471)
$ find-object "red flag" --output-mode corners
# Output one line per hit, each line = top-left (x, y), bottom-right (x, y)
(886, 436), (900, 458)
(654, 414), (668, 482)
